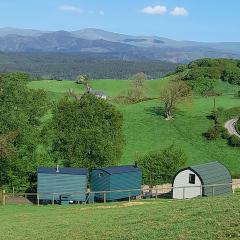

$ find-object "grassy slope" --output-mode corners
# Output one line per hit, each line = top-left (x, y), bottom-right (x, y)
(29, 79), (240, 176)
(1, 193), (240, 240)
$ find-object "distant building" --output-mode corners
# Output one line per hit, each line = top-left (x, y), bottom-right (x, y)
(91, 90), (107, 100)
(172, 162), (232, 199)
(91, 165), (142, 201)
(86, 86), (107, 100)
(37, 167), (88, 203)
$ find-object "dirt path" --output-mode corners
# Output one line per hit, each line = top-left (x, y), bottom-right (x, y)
(224, 118), (240, 138)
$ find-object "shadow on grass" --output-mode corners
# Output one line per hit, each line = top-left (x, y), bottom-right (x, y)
(206, 114), (215, 121)
(144, 106), (165, 117)
(144, 106), (186, 119)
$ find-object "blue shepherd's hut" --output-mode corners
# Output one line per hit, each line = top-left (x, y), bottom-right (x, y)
(37, 166), (88, 203)
(91, 165), (142, 201)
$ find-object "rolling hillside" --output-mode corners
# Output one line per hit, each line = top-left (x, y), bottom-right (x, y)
(29, 76), (240, 177)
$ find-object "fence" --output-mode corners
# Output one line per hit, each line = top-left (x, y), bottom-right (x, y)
(1, 182), (240, 206)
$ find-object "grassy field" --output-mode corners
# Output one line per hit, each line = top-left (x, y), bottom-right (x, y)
(28, 79), (240, 176)
(1, 193), (240, 240)
(29, 78), (170, 99)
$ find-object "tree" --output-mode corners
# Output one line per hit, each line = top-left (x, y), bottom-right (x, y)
(160, 80), (191, 120)
(0, 131), (19, 189)
(50, 93), (125, 170)
(0, 72), (50, 191)
(137, 145), (187, 186)
(187, 78), (215, 96)
(0, 131), (18, 158)
(176, 64), (187, 73)
(222, 68), (240, 85)
(127, 72), (147, 103)
(75, 74), (90, 86)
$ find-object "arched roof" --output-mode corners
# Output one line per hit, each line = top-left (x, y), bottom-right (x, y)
(189, 161), (232, 186)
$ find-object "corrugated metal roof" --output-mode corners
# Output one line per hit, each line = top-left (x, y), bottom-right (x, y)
(190, 161), (232, 185)
(96, 165), (140, 175)
(38, 167), (88, 175)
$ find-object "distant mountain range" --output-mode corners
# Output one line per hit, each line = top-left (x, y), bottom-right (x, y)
(0, 27), (240, 63)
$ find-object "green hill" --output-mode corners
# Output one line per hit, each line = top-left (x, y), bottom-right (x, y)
(29, 71), (240, 177)
(1, 192), (240, 239)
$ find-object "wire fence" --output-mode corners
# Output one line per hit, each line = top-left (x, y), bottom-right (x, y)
(1, 182), (240, 206)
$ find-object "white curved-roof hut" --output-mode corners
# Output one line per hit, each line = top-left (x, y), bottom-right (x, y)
(172, 162), (232, 199)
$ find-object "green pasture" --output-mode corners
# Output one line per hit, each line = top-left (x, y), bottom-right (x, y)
(1, 193), (240, 240)
(28, 79), (240, 176)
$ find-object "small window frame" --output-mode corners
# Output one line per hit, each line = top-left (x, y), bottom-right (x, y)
(189, 174), (196, 184)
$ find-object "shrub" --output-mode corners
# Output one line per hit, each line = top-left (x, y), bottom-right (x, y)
(221, 128), (230, 140)
(186, 78), (216, 96)
(228, 135), (240, 147)
(137, 144), (187, 186)
(176, 64), (187, 73)
(204, 125), (221, 140)
(214, 107), (240, 124)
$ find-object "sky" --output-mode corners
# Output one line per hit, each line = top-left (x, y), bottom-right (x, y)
(0, 0), (239, 42)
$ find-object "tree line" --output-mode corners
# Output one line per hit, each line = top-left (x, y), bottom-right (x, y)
(175, 58), (240, 96)
(0, 52), (177, 80)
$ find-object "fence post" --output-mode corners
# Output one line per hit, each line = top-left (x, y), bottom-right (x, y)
(52, 194), (55, 206)
(104, 192), (106, 203)
(2, 190), (6, 206)
(212, 186), (215, 196)
(37, 194), (40, 207)
(183, 187), (185, 199)
(128, 192), (131, 202)
(155, 189), (158, 200)
(93, 193), (95, 204)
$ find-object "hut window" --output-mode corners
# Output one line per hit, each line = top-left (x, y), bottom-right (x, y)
(99, 173), (103, 177)
(189, 174), (195, 184)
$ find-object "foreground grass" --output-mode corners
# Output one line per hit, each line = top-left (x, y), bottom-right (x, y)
(29, 79), (240, 176)
(1, 193), (240, 240)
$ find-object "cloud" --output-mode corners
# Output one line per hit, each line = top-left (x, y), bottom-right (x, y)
(58, 5), (82, 13)
(170, 7), (189, 16)
(99, 10), (105, 16)
(142, 5), (167, 15)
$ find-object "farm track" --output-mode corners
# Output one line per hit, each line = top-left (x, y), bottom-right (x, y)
(225, 118), (240, 138)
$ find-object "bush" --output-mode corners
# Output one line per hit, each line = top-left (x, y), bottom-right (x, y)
(204, 125), (221, 140)
(214, 107), (240, 124)
(176, 64), (187, 73)
(137, 144), (187, 186)
(222, 68), (240, 85)
(228, 135), (240, 147)
(221, 128), (230, 140)
(186, 78), (216, 96)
